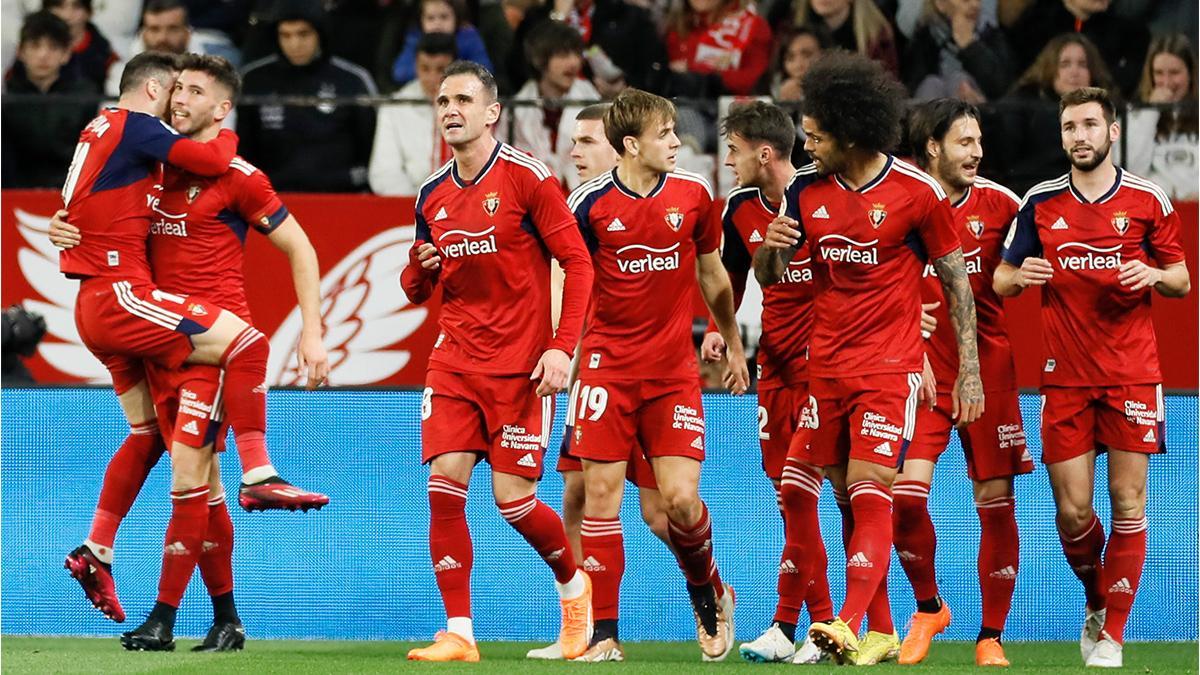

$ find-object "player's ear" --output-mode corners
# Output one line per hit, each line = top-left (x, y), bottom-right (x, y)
(485, 100), (501, 127)
(623, 135), (638, 157)
(213, 99), (233, 124)
(1108, 120), (1120, 144)
(925, 137), (939, 162)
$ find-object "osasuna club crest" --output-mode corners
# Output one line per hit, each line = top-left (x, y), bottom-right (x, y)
(664, 207), (685, 232)
(1112, 211), (1130, 235)
(187, 185), (201, 203)
(966, 215), (984, 239)
(482, 192), (501, 217)
(867, 203), (887, 228)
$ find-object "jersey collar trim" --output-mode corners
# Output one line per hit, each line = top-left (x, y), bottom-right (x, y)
(833, 155), (893, 193)
(610, 168), (666, 199)
(451, 141), (503, 188)
(1067, 167), (1122, 205)
(951, 185), (972, 209)
(757, 190), (779, 214)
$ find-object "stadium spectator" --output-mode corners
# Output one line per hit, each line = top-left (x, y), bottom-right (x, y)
(1121, 34), (1199, 199)
(43, 0), (118, 91)
(103, 0), (241, 97)
(180, 0), (253, 43)
(902, 0), (1015, 101)
(503, 22), (600, 189)
(894, 0), (998, 38)
(392, 0), (491, 86)
(239, 2), (378, 193)
(664, 0), (773, 96)
(2, 10), (97, 189)
(369, 32), (457, 196)
(780, 0), (899, 77)
(771, 27), (829, 101)
(1009, 0), (1149, 98)
(1008, 33), (1115, 103)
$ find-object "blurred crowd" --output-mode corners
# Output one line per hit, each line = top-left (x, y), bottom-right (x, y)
(2, 0), (1197, 198)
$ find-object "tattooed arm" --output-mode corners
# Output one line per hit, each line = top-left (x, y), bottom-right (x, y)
(753, 215), (802, 286)
(932, 248), (985, 427)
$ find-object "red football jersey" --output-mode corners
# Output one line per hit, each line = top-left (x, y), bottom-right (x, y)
(58, 108), (236, 283)
(148, 157), (289, 323)
(782, 157), (961, 377)
(721, 186), (813, 389)
(416, 142), (585, 376)
(569, 168), (720, 380)
(1001, 169), (1186, 387)
(920, 177), (1020, 393)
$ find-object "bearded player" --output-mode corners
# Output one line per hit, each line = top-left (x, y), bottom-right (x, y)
(995, 87), (1189, 668)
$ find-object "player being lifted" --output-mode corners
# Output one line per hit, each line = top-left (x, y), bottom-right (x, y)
(893, 98), (1033, 667)
(50, 54), (329, 652)
(757, 51), (983, 665)
(566, 88), (750, 662)
(57, 51), (327, 626)
(400, 60), (595, 663)
(527, 102), (676, 661)
(695, 101), (836, 665)
(995, 87), (1190, 669)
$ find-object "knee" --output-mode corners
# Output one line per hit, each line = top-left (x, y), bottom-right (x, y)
(1110, 484), (1146, 519)
(170, 444), (209, 490)
(661, 489), (701, 524)
(1055, 502), (1095, 535)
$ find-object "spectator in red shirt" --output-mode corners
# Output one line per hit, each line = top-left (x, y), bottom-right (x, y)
(665, 0), (773, 96)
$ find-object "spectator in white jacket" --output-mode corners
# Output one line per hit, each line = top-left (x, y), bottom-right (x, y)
(502, 21), (599, 190)
(103, 0), (240, 96)
(368, 32), (457, 196)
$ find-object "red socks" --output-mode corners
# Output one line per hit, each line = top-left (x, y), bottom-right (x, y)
(777, 462), (822, 625)
(498, 494), (577, 583)
(219, 327), (273, 474)
(1102, 516), (1148, 644)
(894, 480), (939, 603)
(87, 424), (166, 559)
(199, 495), (235, 597)
(977, 495), (1019, 634)
(667, 502), (724, 595)
(581, 517), (624, 620)
(839, 481), (893, 627)
(428, 475), (473, 619)
(157, 486), (210, 607)
(1059, 513), (1108, 611)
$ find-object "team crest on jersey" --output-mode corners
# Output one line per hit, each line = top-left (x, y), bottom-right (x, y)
(966, 215), (984, 239)
(482, 192), (501, 217)
(1112, 211), (1131, 235)
(867, 203), (887, 228)
(187, 303), (208, 317)
(664, 207), (685, 232)
(186, 185), (201, 204)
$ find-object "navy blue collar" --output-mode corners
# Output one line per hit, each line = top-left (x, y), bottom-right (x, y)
(1068, 167), (1122, 204)
(611, 168), (666, 199)
(451, 141), (502, 188)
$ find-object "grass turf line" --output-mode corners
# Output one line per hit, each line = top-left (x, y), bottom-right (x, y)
(2, 637), (1197, 673)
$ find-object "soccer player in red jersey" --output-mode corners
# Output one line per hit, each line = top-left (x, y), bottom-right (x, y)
(528, 103), (674, 662)
(892, 98), (1033, 667)
(400, 61), (595, 663)
(56, 51), (328, 625)
(995, 87), (1190, 668)
(49, 55), (330, 651)
(566, 88), (750, 662)
(757, 52), (983, 665)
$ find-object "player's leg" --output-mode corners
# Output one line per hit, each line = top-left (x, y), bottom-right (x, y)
(527, 457), (586, 660)
(893, 458), (948, 665)
(636, 486), (671, 546)
(1088, 449), (1148, 667)
(973, 476), (1017, 666)
(194, 453), (244, 652)
(577, 459), (628, 661)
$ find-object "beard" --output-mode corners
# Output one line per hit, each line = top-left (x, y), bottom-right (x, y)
(1067, 138), (1112, 171)
(936, 152), (974, 193)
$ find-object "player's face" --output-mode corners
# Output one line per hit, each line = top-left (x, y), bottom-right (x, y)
(17, 38), (70, 82)
(1053, 43), (1091, 96)
(415, 51), (453, 100)
(1060, 101), (1117, 172)
(723, 132), (767, 188)
(544, 50), (583, 94)
(278, 20), (320, 67)
(933, 115), (982, 192)
(421, 0), (457, 33)
(570, 118), (618, 182)
(141, 8), (190, 54)
(800, 115), (845, 176)
(170, 70), (230, 136)
(437, 73), (501, 147)
(1152, 52), (1191, 102)
(631, 115), (681, 173)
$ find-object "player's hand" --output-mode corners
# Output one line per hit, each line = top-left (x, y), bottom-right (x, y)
(919, 353), (936, 410)
(764, 215), (802, 250)
(1117, 259), (1164, 291)
(531, 348), (571, 397)
(951, 370), (985, 427)
(412, 242), (442, 272)
(701, 331), (726, 363)
(722, 350), (750, 395)
(48, 209), (81, 249)
(1015, 257), (1053, 288)
(296, 330), (330, 390)
(920, 301), (939, 338)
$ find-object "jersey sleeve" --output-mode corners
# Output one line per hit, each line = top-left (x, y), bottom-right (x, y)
(232, 166), (288, 234)
(694, 187), (721, 255)
(533, 175), (594, 356)
(917, 193), (961, 260)
(719, 200), (752, 309)
(781, 170), (809, 247)
(527, 175), (577, 240)
(1001, 199), (1043, 265)
(1145, 199), (1187, 266)
(567, 183), (600, 254)
(124, 113), (238, 177)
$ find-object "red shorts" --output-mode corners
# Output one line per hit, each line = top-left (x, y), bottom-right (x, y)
(421, 369), (553, 479)
(800, 373), (922, 469)
(145, 362), (229, 452)
(74, 278), (221, 393)
(556, 422), (658, 490)
(1041, 384), (1166, 464)
(906, 390), (1034, 481)
(759, 384), (810, 480)
(570, 377), (705, 464)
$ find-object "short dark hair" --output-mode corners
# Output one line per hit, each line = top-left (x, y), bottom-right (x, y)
(1060, 86), (1118, 125)
(576, 103), (611, 122)
(417, 31), (458, 59)
(526, 21), (585, 75)
(118, 50), (180, 95)
(721, 101), (795, 159)
(604, 88), (676, 154)
(179, 53), (241, 103)
(443, 60), (498, 101)
(143, 0), (187, 17)
(42, 0), (92, 13)
(19, 10), (71, 50)
(906, 98), (980, 170)
(800, 50), (906, 153)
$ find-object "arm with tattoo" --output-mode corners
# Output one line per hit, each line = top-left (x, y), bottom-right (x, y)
(932, 248), (984, 425)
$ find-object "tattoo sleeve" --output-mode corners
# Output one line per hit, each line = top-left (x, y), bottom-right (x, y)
(932, 249), (981, 378)
(752, 245), (798, 287)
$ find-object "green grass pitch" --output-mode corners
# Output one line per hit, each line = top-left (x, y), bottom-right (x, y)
(2, 638), (1197, 673)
